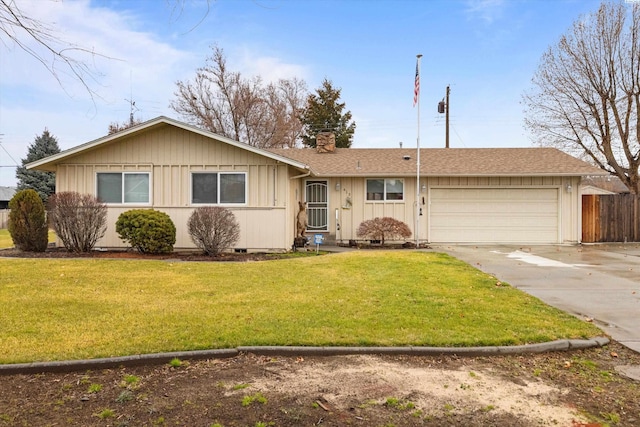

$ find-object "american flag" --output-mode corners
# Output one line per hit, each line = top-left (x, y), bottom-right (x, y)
(413, 59), (420, 107)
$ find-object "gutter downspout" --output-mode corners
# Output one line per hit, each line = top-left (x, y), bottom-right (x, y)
(290, 170), (311, 180)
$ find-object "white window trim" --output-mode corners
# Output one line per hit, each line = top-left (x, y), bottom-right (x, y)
(191, 171), (248, 206)
(96, 171), (152, 205)
(365, 178), (405, 202)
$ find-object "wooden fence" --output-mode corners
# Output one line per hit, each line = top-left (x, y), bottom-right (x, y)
(582, 194), (640, 242)
(0, 210), (8, 229)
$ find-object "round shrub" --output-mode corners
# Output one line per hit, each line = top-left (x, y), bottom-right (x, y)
(187, 206), (240, 255)
(115, 209), (176, 254)
(8, 189), (48, 252)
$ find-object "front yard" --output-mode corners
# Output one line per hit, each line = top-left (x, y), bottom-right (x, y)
(0, 250), (601, 364)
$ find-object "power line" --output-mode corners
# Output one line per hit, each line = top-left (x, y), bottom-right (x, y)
(0, 136), (20, 167)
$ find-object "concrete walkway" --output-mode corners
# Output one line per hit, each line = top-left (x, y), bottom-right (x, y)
(435, 244), (640, 354)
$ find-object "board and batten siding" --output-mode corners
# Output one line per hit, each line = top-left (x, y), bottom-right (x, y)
(327, 175), (582, 244)
(53, 124), (294, 251)
(328, 177), (417, 243)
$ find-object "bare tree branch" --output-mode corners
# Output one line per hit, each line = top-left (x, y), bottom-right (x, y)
(524, 2), (640, 193)
(170, 45), (308, 148)
(0, 0), (117, 101)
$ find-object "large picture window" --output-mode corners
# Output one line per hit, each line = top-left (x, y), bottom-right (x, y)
(366, 179), (404, 201)
(192, 172), (247, 205)
(97, 172), (150, 204)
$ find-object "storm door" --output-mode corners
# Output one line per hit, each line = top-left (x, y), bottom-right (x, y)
(305, 180), (328, 231)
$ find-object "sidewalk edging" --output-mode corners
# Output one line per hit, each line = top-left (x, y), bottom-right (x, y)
(0, 337), (610, 375)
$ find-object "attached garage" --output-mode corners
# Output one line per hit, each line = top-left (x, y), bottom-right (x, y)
(429, 188), (560, 243)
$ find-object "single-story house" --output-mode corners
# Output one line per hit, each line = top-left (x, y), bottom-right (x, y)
(0, 186), (16, 210)
(27, 116), (607, 251)
(0, 186), (16, 229)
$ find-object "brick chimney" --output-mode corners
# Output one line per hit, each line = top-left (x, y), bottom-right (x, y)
(316, 132), (336, 153)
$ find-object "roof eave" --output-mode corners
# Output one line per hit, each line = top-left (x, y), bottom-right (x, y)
(26, 116), (310, 172)
(314, 172), (608, 177)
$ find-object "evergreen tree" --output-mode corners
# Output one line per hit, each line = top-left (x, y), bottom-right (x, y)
(299, 79), (356, 148)
(16, 129), (61, 203)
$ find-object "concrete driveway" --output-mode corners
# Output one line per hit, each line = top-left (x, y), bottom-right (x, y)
(434, 244), (640, 353)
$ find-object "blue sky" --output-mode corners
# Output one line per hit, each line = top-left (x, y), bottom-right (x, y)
(0, 0), (608, 187)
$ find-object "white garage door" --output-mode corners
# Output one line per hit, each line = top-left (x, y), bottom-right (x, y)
(429, 188), (559, 243)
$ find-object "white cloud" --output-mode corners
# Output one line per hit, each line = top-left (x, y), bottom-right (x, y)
(0, 0), (199, 186)
(464, 0), (506, 24)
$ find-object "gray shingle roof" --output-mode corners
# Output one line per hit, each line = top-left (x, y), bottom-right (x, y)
(267, 147), (606, 177)
(0, 186), (16, 201)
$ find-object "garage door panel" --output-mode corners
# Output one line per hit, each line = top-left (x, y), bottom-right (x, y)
(430, 188), (559, 243)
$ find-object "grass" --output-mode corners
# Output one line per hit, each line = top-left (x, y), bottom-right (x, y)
(0, 229), (14, 248)
(0, 251), (601, 364)
(0, 229), (56, 249)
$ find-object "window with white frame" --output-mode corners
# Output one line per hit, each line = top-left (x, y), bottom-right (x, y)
(366, 178), (404, 201)
(97, 172), (150, 204)
(192, 172), (247, 204)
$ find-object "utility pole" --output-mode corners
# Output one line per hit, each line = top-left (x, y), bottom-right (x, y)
(437, 85), (450, 148)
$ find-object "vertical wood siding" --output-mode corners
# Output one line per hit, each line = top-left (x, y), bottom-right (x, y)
(53, 124), (293, 251)
(582, 194), (640, 242)
(330, 175), (581, 244)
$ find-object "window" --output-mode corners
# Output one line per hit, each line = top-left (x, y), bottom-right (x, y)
(366, 179), (404, 201)
(192, 172), (247, 205)
(97, 172), (149, 204)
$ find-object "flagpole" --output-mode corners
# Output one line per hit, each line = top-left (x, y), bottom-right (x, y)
(415, 54), (422, 248)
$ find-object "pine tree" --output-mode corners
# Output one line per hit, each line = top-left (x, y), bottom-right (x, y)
(15, 129), (61, 203)
(299, 79), (356, 148)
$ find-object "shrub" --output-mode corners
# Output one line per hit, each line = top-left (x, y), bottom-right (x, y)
(48, 192), (107, 253)
(115, 209), (176, 254)
(8, 189), (48, 252)
(187, 206), (240, 255)
(356, 217), (412, 245)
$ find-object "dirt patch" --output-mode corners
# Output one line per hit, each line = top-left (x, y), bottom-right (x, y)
(1, 342), (639, 426)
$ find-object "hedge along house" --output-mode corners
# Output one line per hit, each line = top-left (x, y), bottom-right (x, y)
(28, 116), (606, 251)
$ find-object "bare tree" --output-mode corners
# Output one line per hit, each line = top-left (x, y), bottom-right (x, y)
(0, 0), (106, 99)
(523, 1), (640, 194)
(108, 118), (144, 135)
(0, 0), (209, 99)
(171, 45), (307, 148)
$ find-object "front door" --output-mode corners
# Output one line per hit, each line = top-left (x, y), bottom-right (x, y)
(305, 180), (328, 231)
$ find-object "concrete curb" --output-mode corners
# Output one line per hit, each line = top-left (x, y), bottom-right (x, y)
(0, 337), (609, 376)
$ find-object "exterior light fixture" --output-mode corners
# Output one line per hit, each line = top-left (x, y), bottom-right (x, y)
(566, 183), (572, 193)
(335, 182), (341, 191)
(421, 184), (426, 192)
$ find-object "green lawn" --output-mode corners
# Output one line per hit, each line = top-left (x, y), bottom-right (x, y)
(0, 229), (13, 248)
(0, 229), (56, 248)
(0, 251), (601, 364)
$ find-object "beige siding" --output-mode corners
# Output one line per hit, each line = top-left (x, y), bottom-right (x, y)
(328, 177), (419, 244)
(95, 207), (289, 251)
(53, 124), (294, 251)
(328, 175), (582, 244)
